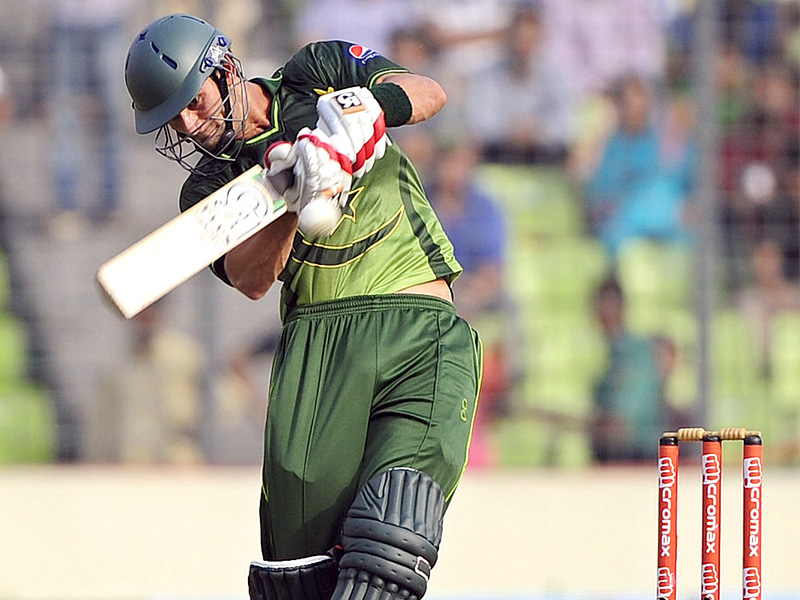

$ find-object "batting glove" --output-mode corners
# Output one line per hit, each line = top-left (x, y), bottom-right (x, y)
(264, 127), (354, 216)
(293, 127), (354, 210)
(264, 141), (301, 212)
(316, 86), (388, 179)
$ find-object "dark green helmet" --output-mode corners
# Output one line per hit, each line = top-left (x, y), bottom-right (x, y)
(125, 14), (232, 134)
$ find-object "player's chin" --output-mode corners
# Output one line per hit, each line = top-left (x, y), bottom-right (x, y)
(196, 133), (224, 153)
(191, 123), (226, 153)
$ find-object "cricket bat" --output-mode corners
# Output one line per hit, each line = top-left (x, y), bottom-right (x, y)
(97, 165), (288, 319)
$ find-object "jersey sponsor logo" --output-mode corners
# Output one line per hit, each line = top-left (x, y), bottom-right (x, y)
(347, 44), (380, 64)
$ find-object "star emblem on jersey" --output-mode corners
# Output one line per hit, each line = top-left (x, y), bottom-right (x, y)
(340, 186), (364, 222)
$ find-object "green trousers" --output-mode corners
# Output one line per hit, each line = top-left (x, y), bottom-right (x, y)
(260, 294), (483, 560)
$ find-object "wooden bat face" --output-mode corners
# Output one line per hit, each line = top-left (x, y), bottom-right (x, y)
(96, 166), (287, 318)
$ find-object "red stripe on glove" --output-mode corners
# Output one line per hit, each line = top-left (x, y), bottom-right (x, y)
(264, 141), (292, 168)
(297, 131), (353, 176)
(352, 113), (386, 174)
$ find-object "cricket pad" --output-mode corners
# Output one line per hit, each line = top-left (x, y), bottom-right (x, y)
(331, 468), (445, 600)
(248, 553), (337, 600)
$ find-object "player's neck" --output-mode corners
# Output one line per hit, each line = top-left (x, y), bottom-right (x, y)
(243, 80), (272, 138)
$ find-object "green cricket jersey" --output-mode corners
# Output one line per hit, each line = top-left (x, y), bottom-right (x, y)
(179, 41), (462, 319)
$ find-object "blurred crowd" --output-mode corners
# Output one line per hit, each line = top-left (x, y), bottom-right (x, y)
(0, 0), (798, 467)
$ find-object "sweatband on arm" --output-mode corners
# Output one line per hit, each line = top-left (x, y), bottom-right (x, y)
(370, 82), (413, 127)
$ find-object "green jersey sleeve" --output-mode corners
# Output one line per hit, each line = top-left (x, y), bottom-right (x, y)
(280, 40), (409, 97)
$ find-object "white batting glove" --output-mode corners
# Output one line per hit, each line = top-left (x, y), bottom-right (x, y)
(316, 87), (388, 179)
(293, 127), (354, 238)
(264, 141), (301, 211)
(293, 127), (353, 209)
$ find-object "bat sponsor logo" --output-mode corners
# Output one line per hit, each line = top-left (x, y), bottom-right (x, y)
(347, 44), (379, 64)
(194, 178), (271, 251)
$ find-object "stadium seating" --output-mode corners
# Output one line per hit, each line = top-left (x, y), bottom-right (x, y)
(0, 378), (54, 462)
(474, 161), (795, 467)
(477, 164), (605, 467)
(710, 309), (768, 432)
(617, 239), (696, 328)
(477, 163), (584, 239)
(767, 312), (800, 441)
(0, 249), (56, 463)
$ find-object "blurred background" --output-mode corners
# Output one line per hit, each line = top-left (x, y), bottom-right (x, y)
(0, 0), (797, 599)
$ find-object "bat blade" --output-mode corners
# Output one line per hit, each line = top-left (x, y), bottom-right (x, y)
(97, 165), (287, 318)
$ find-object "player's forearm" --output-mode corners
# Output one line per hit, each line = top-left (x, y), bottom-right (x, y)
(225, 212), (298, 299)
(376, 73), (447, 125)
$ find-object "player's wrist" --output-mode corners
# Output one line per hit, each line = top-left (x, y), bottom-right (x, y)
(371, 82), (412, 127)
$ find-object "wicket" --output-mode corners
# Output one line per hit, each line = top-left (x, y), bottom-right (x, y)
(657, 427), (763, 600)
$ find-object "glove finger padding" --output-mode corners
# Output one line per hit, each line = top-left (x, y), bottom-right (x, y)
(294, 128), (353, 208)
(317, 87), (388, 179)
(264, 141), (300, 211)
(293, 127), (353, 238)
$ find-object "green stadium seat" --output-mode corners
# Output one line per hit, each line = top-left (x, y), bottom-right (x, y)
(617, 239), (696, 315)
(491, 416), (592, 468)
(710, 309), (765, 428)
(507, 311), (606, 467)
(0, 249), (9, 311)
(0, 379), (55, 463)
(476, 164), (583, 238)
(525, 313), (606, 398)
(769, 311), (800, 403)
(491, 417), (551, 467)
(0, 313), (29, 380)
(632, 308), (699, 408)
(767, 312), (800, 443)
(514, 236), (610, 311)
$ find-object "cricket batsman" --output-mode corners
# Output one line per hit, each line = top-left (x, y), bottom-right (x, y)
(123, 13), (483, 600)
